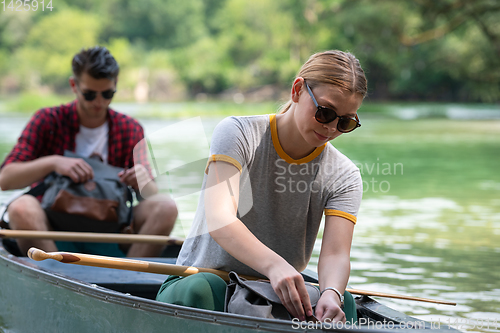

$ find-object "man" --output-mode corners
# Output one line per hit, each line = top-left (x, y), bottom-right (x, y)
(0, 46), (177, 257)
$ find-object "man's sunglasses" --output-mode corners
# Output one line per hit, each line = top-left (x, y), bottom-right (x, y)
(75, 82), (116, 101)
(304, 81), (361, 133)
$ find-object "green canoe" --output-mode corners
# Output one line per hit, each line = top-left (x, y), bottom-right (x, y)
(0, 239), (458, 332)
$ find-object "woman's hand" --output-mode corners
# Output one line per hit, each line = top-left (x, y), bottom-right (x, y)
(315, 289), (345, 323)
(267, 262), (313, 321)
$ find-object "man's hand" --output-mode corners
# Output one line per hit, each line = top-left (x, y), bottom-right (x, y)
(54, 156), (94, 183)
(315, 289), (346, 323)
(267, 261), (313, 321)
(118, 164), (156, 196)
(119, 165), (157, 198)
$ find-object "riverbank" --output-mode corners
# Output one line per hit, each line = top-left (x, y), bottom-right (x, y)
(1, 93), (499, 120)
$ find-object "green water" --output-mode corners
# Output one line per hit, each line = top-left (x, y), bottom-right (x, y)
(329, 117), (500, 332)
(0, 103), (499, 332)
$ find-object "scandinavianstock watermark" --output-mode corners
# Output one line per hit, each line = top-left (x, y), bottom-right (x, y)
(133, 117), (404, 200)
(273, 158), (403, 194)
(356, 158), (403, 194)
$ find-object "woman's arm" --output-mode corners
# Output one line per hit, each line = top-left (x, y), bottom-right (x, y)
(205, 161), (313, 321)
(316, 215), (354, 322)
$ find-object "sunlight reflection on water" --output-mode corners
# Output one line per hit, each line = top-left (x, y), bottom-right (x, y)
(306, 194), (500, 332)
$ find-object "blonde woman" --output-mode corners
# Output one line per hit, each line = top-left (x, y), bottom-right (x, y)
(157, 50), (367, 323)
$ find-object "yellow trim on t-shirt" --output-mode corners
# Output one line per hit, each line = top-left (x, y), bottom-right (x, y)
(324, 209), (357, 224)
(205, 154), (243, 174)
(269, 114), (326, 165)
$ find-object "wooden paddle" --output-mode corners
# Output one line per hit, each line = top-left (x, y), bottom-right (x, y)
(28, 247), (456, 306)
(27, 247), (256, 281)
(0, 229), (184, 245)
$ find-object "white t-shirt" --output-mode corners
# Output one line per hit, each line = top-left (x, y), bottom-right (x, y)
(177, 114), (363, 277)
(75, 122), (109, 163)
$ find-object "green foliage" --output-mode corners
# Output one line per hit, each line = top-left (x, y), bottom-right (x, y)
(0, 0), (498, 102)
(0, 10), (35, 51)
(9, 9), (100, 90)
(3, 92), (71, 113)
(98, 0), (206, 49)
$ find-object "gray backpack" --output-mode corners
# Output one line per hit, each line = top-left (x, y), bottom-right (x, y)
(225, 271), (321, 320)
(40, 151), (133, 233)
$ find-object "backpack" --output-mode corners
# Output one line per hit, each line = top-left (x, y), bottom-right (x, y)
(225, 271), (321, 320)
(40, 151), (133, 233)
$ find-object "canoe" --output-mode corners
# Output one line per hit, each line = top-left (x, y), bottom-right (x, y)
(0, 238), (458, 332)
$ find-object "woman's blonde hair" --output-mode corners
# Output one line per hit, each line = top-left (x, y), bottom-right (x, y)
(280, 50), (367, 113)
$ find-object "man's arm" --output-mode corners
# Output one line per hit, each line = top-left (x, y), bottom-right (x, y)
(0, 156), (94, 191)
(315, 215), (355, 322)
(0, 108), (92, 190)
(0, 157), (57, 190)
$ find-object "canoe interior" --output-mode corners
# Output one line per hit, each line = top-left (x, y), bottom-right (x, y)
(0, 238), (458, 332)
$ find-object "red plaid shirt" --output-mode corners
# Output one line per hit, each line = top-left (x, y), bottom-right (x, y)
(1, 100), (152, 180)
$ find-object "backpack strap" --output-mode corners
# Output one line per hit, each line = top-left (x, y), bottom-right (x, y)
(26, 180), (50, 197)
(124, 186), (134, 227)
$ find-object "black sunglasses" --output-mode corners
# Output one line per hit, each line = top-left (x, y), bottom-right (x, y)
(304, 81), (361, 133)
(75, 82), (116, 101)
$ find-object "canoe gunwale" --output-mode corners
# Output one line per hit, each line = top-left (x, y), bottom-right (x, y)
(0, 243), (459, 332)
(0, 245), (332, 332)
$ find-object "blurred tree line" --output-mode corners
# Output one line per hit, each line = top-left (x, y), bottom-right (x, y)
(0, 0), (498, 102)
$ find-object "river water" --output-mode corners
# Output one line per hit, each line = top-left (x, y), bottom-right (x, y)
(0, 102), (499, 332)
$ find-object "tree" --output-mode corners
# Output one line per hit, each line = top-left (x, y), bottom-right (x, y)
(13, 9), (100, 91)
(98, 0), (206, 49)
(400, 0), (500, 101)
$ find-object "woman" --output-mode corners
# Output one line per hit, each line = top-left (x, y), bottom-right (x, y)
(157, 50), (367, 323)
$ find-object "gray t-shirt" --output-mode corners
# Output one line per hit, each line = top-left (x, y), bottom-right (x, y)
(177, 114), (362, 277)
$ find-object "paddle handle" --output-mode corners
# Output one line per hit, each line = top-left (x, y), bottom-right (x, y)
(27, 247), (256, 281)
(27, 248), (456, 306)
(1, 229), (184, 245)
